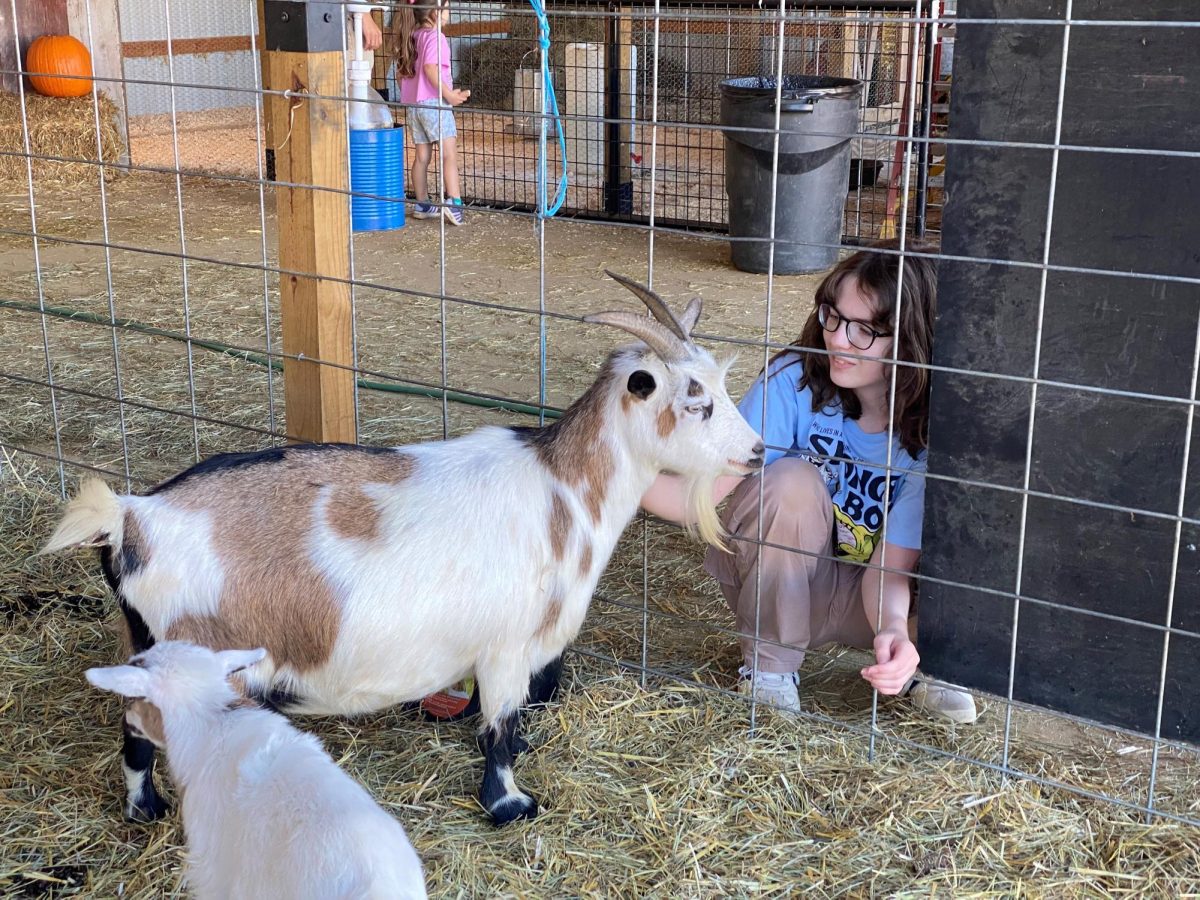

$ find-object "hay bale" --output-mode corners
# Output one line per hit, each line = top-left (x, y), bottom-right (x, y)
(0, 91), (125, 189)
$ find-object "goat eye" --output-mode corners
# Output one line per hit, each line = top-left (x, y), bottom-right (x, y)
(626, 370), (656, 400)
(687, 401), (715, 420)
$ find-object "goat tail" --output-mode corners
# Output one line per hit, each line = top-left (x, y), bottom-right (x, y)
(684, 474), (729, 553)
(40, 478), (123, 555)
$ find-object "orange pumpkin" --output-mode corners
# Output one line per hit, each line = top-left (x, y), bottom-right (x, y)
(26, 34), (93, 98)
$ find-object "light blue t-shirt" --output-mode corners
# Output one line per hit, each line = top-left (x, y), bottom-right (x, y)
(738, 354), (927, 564)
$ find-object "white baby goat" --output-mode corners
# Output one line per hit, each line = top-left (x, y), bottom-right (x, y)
(48, 272), (765, 825)
(86, 640), (427, 900)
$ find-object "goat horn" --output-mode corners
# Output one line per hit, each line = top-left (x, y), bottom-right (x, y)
(604, 270), (691, 343)
(584, 311), (688, 363)
(678, 295), (702, 337)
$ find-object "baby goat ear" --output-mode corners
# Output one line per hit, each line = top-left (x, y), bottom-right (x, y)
(216, 647), (268, 676)
(86, 665), (152, 699)
(626, 370), (656, 400)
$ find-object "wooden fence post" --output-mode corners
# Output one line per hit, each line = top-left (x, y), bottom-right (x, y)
(259, 0), (356, 444)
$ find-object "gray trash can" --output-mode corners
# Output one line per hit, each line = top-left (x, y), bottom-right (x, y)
(721, 75), (864, 274)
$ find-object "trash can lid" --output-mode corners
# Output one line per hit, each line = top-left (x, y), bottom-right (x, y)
(720, 75), (863, 101)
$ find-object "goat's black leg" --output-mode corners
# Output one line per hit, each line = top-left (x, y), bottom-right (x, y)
(110, 587), (169, 822)
(479, 655), (563, 757)
(479, 710), (538, 825)
(121, 719), (169, 822)
(526, 653), (564, 708)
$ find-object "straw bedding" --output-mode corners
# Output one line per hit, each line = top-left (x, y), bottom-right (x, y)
(1, 174), (1198, 896)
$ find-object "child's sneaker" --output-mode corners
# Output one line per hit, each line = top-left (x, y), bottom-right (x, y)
(443, 198), (464, 226)
(412, 201), (438, 219)
(906, 676), (978, 724)
(737, 665), (801, 713)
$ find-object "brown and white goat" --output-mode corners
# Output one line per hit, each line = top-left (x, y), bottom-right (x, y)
(44, 272), (765, 825)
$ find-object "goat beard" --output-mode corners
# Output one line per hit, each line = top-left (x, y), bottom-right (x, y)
(683, 473), (728, 552)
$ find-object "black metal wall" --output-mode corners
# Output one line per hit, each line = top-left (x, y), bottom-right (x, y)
(920, 0), (1200, 741)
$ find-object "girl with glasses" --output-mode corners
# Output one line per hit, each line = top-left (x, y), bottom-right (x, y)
(641, 241), (976, 723)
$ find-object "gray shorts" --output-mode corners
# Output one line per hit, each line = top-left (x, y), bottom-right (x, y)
(408, 100), (457, 144)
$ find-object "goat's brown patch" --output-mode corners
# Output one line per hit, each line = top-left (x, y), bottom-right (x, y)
(582, 448), (614, 524)
(578, 543), (593, 578)
(656, 405), (677, 439)
(117, 615), (135, 657)
(327, 486), (380, 542)
(518, 359), (617, 524)
(127, 699), (165, 746)
(160, 447), (415, 671)
(549, 493), (572, 561)
(536, 593), (563, 639)
(687, 378), (705, 398)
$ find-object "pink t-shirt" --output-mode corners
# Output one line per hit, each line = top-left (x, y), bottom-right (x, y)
(399, 27), (452, 105)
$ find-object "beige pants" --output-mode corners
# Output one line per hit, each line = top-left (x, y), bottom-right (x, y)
(705, 458), (877, 674)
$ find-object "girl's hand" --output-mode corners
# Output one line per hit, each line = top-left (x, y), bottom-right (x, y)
(861, 628), (919, 695)
(448, 88), (471, 106)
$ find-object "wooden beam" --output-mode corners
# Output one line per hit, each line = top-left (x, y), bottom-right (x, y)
(443, 18), (510, 38)
(66, 0), (128, 166)
(121, 35), (254, 58)
(264, 42), (356, 444)
(834, 9), (860, 80)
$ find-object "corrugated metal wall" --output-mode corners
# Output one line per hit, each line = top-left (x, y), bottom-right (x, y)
(119, 0), (258, 115)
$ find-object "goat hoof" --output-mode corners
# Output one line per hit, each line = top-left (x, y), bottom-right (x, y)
(124, 791), (170, 823)
(487, 790), (539, 826)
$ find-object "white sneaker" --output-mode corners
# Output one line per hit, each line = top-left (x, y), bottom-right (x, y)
(737, 665), (801, 713)
(907, 677), (978, 724)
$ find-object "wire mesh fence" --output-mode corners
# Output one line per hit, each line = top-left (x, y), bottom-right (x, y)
(2, 0), (1200, 890)
(111, 2), (937, 239)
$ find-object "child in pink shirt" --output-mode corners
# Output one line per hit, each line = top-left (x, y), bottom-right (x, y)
(389, 0), (470, 225)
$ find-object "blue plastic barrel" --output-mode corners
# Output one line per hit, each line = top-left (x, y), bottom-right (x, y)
(349, 126), (405, 232)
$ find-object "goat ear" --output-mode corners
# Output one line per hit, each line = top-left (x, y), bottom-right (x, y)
(86, 665), (152, 699)
(678, 296), (702, 337)
(626, 370), (656, 400)
(217, 647), (267, 676)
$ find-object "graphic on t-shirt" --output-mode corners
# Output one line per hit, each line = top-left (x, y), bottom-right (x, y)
(806, 428), (903, 564)
(833, 505), (878, 561)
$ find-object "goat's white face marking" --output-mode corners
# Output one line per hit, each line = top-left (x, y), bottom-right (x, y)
(618, 348), (762, 480)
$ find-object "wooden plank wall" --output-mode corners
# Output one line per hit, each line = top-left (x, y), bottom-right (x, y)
(0, 0), (69, 93)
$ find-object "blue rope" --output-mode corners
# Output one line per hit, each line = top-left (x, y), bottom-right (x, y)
(528, 0), (568, 217)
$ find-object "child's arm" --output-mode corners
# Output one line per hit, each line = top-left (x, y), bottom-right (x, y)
(422, 63), (470, 106)
(640, 473), (744, 524)
(360, 13), (382, 51)
(858, 541), (921, 695)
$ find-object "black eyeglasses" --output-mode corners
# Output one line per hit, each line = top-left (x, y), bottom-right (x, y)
(817, 303), (891, 351)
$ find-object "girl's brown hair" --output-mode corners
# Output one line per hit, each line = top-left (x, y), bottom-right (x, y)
(775, 240), (939, 456)
(387, 1), (444, 81)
